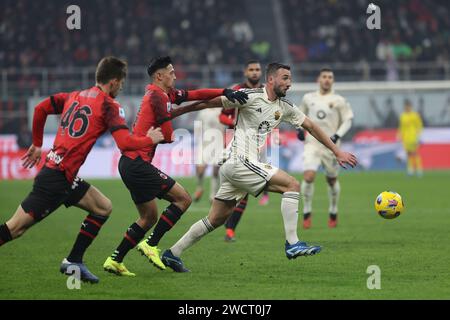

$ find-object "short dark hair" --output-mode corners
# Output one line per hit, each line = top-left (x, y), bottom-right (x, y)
(246, 60), (261, 67)
(147, 56), (173, 77)
(319, 67), (333, 75)
(265, 62), (290, 80)
(95, 56), (127, 84)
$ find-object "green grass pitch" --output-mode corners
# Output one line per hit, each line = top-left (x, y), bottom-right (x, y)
(1, 171), (450, 299)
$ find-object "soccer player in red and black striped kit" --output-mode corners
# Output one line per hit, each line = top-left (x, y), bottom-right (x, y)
(103, 56), (248, 275)
(0, 57), (163, 283)
(220, 60), (269, 242)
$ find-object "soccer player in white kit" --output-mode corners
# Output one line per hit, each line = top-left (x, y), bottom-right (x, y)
(160, 63), (358, 272)
(193, 107), (225, 202)
(297, 68), (354, 229)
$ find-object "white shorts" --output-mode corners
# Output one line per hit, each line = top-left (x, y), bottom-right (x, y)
(302, 143), (339, 178)
(215, 156), (278, 201)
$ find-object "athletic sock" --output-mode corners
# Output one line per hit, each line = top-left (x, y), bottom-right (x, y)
(224, 195), (248, 230)
(328, 180), (341, 215)
(146, 204), (184, 247)
(415, 155), (423, 175)
(111, 222), (146, 263)
(281, 192), (300, 245)
(67, 213), (108, 263)
(170, 217), (215, 257)
(0, 223), (12, 247)
(197, 173), (204, 189)
(301, 180), (314, 217)
(407, 156), (415, 175)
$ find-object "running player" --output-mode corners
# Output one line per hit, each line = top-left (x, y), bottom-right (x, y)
(192, 107), (224, 203)
(0, 57), (163, 283)
(102, 56), (248, 276)
(297, 68), (354, 229)
(398, 99), (423, 176)
(158, 62), (357, 272)
(221, 60), (268, 242)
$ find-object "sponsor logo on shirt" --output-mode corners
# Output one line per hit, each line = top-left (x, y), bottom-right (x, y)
(46, 150), (64, 165)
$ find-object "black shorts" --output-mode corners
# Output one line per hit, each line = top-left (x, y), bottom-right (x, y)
(21, 167), (91, 221)
(119, 155), (176, 204)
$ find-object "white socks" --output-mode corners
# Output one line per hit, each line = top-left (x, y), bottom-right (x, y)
(281, 192), (300, 245)
(301, 180), (314, 214)
(170, 217), (215, 257)
(327, 180), (340, 214)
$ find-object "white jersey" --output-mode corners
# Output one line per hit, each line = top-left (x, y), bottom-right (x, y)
(221, 87), (306, 162)
(196, 108), (223, 131)
(195, 107), (225, 165)
(300, 90), (353, 148)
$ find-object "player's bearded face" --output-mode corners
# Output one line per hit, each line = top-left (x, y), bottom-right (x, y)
(273, 70), (292, 97)
(246, 64), (262, 85)
(319, 72), (334, 91)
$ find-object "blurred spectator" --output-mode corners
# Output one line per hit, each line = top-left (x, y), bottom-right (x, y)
(0, 0), (269, 68)
(283, 0), (450, 65)
(1, 0), (448, 73)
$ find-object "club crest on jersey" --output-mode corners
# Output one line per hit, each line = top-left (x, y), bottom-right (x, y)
(119, 107), (125, 119)
(329, 103), (334, 109)
(166, 102), (172, 113)
(274, 111), (281, 120)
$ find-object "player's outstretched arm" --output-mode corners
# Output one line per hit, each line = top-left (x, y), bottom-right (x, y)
(161, 97), (224, 122)
(160, 90), (248, 124)
(184, 88), (247, 104)
(301, 117), (357, 168)
(111, 127), (163, 151)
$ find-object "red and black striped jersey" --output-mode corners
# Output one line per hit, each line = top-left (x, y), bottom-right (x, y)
(32, 86), (152, 182)
(123, 84), (225, 163)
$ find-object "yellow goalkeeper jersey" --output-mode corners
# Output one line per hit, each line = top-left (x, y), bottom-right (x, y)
(399, 111), (423, 142)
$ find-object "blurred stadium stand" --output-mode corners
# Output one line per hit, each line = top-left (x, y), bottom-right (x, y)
(1, 0), (449, 135)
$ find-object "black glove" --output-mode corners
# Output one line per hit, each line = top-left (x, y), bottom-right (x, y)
(330, 134), (340, 144)
(297, 129), (305, 141)
(223, 89), (249, 105)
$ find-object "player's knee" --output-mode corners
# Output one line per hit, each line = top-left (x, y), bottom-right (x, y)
(287, 178), (300, 193)
(174, 191), (192, 212)
(97, 198), (113, 217)
(181, 194), (192, 212)
(303, 173), (315, 183)
(327, 177), (337, 186)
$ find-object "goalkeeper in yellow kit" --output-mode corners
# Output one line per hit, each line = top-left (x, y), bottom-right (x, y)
(398, 100), (423, 176)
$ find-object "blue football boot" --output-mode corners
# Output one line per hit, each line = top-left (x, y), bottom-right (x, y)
(285, 241), (322, 259)
(60, 258), (100, 283)
(161, 250), (190, 272)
